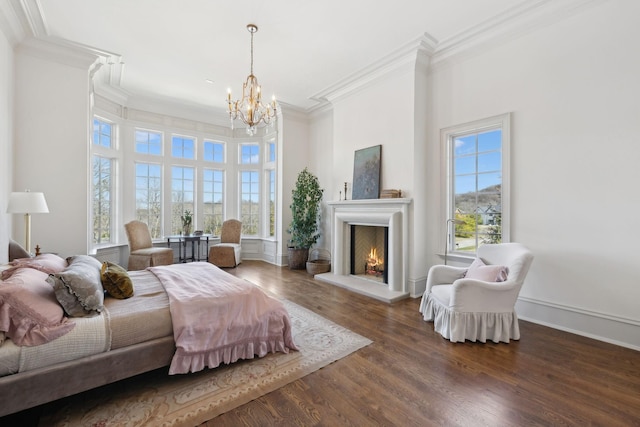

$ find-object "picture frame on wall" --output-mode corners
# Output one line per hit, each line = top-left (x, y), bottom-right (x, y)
(352, 145), (381, 200)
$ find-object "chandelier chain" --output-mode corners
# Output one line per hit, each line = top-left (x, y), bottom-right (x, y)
(250, 28), (254, 75)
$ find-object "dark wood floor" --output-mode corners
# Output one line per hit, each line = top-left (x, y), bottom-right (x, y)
(3, 260), (639, 426)
(213, 261), (640, 426)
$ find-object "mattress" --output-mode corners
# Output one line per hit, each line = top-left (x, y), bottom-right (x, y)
(0, 269), (173, 376)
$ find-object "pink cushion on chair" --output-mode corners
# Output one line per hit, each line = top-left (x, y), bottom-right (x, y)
(465, 257), (508, 282)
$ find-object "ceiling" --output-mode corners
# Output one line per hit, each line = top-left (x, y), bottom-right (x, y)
(33, 0), (526, 113)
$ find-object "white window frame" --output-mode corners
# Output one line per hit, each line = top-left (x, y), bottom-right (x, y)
(238, 142), (261, 236)
(441, 112), (511, 258)
(264, 138), (277, 238)
(90, 116), (119, 250)
(91, 105), (278, 245)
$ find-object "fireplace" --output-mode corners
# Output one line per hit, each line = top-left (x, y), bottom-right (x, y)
(315, 198), (411, 303)
(351, 225), (388, 284)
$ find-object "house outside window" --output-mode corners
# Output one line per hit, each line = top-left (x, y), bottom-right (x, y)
(443, 113), (511, 255)
(91, 118), (116, 246)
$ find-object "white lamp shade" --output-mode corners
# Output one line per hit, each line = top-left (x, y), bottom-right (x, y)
(6, 191), (49, 214)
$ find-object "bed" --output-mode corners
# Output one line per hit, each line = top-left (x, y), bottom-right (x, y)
(0, 254), (297, 417)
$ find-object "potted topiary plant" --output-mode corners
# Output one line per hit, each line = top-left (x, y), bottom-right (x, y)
(287, 168), (324, 269)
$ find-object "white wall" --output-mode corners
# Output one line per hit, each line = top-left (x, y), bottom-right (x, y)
(13, 40), (95, 257)
(311, 56), (435, 295)
(0, 28), (13, 263)
(308, 108), (333, 251)
(428, 0), (640, 348)
(310, 1), (640, 348)
(331, 65), (416, 201)
(279, 107), (311, 261)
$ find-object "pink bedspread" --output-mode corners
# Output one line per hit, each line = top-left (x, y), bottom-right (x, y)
(147, 262), (297, 374)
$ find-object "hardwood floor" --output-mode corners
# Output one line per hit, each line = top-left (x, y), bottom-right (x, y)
(210, 261), (640, 426)
(3, 260), (639, 426)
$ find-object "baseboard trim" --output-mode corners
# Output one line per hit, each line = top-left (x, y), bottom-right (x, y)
(408, 276), (427, 299)
(516, 296), (640, 351)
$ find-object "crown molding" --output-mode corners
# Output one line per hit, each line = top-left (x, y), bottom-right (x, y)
(0, 1), (26, 47)
(123, 91), (232, 128)
(307, 0), (608, 109)
(0, 0), (46, 44)
(309, 33), (437, 106)
(17, 36), (102, 69)
(279, 103), (309, 124)
(431, 0), (609, 69)
(8, 0), (610, 121)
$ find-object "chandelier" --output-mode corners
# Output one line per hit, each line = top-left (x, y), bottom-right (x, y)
(227, 24), (277, 136)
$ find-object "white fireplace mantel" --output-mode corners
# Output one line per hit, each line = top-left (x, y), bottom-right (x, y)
(316, 198), (412, 303)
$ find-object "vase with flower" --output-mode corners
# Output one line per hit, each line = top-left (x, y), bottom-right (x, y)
(181, 210), (193, 236)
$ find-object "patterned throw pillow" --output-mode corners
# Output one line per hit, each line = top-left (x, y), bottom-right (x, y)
(101, 262), (134, 299)
(47, 255), (104, 317)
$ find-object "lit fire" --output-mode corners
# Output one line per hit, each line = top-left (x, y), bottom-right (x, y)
(365, 247), (384, 276)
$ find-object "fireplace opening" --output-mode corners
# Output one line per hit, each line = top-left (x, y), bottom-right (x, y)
(350, 225), (388, 284)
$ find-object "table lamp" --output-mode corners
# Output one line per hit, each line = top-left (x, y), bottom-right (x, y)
(6, 190), (49, 255)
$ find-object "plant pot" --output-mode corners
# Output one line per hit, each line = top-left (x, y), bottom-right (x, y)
(287, 247), (309, 270)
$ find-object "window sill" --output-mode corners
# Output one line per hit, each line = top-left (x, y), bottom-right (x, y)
(437, 252), (475, 265)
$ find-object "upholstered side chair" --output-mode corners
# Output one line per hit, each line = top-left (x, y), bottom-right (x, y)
(419, 242), (534, 343)
(124, 220), (174, 270)
(208, 219), (242, 268)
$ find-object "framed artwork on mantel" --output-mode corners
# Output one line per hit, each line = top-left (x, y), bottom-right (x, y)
(352, 145), (381, 200)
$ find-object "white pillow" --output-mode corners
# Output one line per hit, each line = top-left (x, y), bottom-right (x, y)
(465, 257), (508, 282)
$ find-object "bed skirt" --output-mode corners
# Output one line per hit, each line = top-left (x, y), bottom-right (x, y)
(420, 294), (520, 343)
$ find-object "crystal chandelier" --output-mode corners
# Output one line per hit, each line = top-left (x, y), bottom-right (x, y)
(227, 24), (277, 136)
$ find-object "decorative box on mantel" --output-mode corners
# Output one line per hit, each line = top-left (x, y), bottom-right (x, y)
(316, 198), (412, 303)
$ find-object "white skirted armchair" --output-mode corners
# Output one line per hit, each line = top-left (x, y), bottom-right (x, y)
(419, 243), (534, 343)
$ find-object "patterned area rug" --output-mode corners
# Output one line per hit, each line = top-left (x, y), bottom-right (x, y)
(39, 300), (372, 427)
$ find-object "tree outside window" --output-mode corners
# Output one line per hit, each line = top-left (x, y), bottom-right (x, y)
(445, 113), (510, 255)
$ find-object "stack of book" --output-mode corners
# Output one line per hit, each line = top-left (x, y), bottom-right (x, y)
(380, 189), (401, 198)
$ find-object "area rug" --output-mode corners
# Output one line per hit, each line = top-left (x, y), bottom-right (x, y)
(39, 300), (372, 427)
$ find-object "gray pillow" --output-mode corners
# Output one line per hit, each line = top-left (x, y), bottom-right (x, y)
(47, 255), (104, 317)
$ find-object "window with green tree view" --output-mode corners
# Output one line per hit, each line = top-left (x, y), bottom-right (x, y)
(444, 113), (510, 255)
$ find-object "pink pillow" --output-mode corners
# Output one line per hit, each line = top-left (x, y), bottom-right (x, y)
(0, 268), (75, 346)
(464, 258), (509, 282)
(1, 253), (68, 280)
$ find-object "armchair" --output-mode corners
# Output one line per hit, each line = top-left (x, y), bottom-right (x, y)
(419, 243), (534, 343)
(124, 220), (174, 270)
(208, 219), (242, 268)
